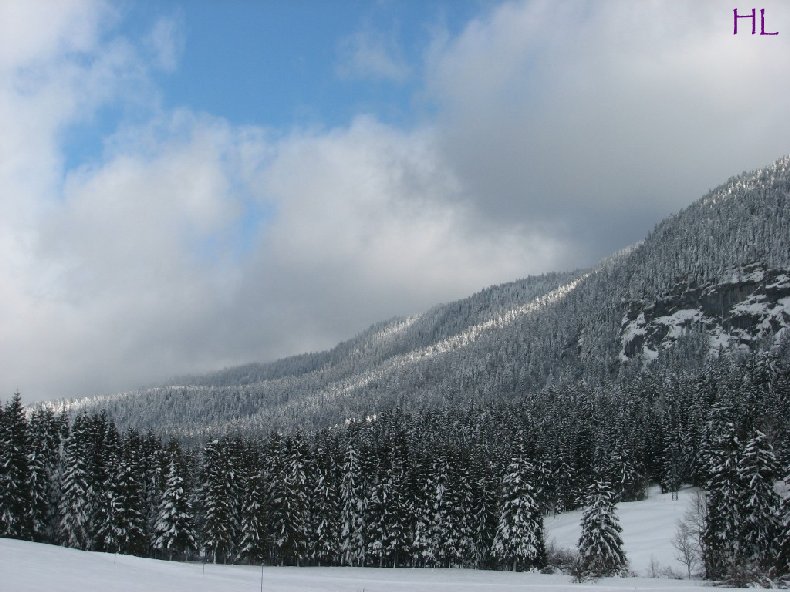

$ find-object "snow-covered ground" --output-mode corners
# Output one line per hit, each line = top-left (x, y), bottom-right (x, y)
(546, 485), (698, 578)
(3, 486), (724, 592)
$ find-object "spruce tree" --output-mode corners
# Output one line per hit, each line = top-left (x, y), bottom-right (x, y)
(100, 429), (147, 555)
(0, 392), (32, 539)
(577, 480), (627, 578)
(340, 435), (366, 566)
(777, 469), (790, 576)
(702, 418), (741, 578)
(737, 430), (780, 569)
(239, 466), (267, 565)
(200, 439), (235, 563)
(60, 414), (91, 549)
(310, 441), (340, 566)
(492, 442), (545, 571)
(154, 452), (196, 560)
(27, 407), (62, 542)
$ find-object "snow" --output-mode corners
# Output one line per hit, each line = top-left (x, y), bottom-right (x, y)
(653, 309), (703, 341)
(546, 486), (698, 578)
(1, 537), (731, 592)
(720, 268), (764, 285)
(642, 347), (659, 362)
(308, 274), (590, 404)
(766, 274), (790, 290)
(708, 328), (731, 351)
(3, 487), (737, 592)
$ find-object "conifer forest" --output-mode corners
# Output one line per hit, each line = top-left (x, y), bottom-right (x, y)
(2, 349), (789, 583)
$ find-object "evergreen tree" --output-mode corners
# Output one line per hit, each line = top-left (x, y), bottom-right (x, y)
(470, 452), (498, 568)
(410, 450), (433, 567)
(100, 429), (147, 555)
(737, 430), (780, 569)
(339, 435), (366, 566)
(154, 450), (196, 560)
(94, 420), (124, 552)
(200, 439), (235, 563)
(239, 467), (267, 564)
(577, 480), (627, 578)
(84, 413), (117, 550)
(702, 417), (741, 578)
(384, 426), (411, 567)
(0, 392), (32, 539)
(60, 414), (91, 549)
(777, 468), (790, 576)
(27, 407), (62, 542)
(310, 441), (340, 566)
(492, 441), (545, 571)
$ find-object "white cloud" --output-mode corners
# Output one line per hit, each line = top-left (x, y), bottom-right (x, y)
(425, 0), (790, 259)
(337, 30), (410, 83)
(145, 15), (184, 73)
(3, 0), (790, 402)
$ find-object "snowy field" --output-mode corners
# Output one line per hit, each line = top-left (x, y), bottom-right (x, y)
(546, 485), (699, 577)
(4, 486), (728, 592)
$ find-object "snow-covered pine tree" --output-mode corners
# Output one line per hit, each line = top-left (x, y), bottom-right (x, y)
(576, 479), (627, 578)
(384, 424), (411, 567)
(141, 431), (166, 550)
(154, 449), (196, 560)
(200, 439), (235, 563)
(282, 433), (309, 565)
(492, 440), (545, 571)
(265, 432), (310, 566)
(777, 468), (790, 576)
(239, 467), (266, 565)
(94, 420), (124, 552)
(409, 449), (433, 567)
(60, 414), (91, 549)
(364, 461), (387, 566)
(104, 429), (147, 555)
(447, 449), (475, 567)
(85, 412), (118, 551)
(736, 430), (780, 569)
(0, 392), (32, 539)
(339, 434), (366, 566)
(427, 450), (451, 567)
(310, 438), (340, 566)
(470, 452), (498, 568)
(27, 407), (62, 542)
(702, 415), (742, 578)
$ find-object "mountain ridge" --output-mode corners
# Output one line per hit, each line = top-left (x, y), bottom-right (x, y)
(44, 155), (790, 438)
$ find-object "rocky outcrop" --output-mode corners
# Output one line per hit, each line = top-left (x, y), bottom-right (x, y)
(619, 264), (790, 362)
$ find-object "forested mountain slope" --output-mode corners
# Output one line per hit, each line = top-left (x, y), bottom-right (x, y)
(47, 156), (790, 437)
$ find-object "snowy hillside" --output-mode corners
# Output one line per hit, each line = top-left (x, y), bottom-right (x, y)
(546, 486), (699, 578)
(42, 157), (790, 438)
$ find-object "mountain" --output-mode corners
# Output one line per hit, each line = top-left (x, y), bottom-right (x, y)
(48, 156), (790, 438)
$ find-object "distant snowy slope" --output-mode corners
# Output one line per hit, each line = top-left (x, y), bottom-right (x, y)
(547, 486), (698, 577)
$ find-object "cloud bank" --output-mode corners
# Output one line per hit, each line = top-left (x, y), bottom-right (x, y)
(2, 0), (790, 401)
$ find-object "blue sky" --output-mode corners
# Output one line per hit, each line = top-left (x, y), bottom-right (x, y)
(3, 0), (790, 401)
(65, 0), (484, 169)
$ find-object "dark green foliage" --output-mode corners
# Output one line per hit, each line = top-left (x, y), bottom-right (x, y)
(0, 392), (32, 539)
(492, 439), (546, 571)
(577, 480), (627, 578)
(1, 344), (787, 578)
(154, 446), (196, 560)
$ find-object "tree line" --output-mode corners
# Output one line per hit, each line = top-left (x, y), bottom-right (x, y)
(1, 350), (789, 582)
